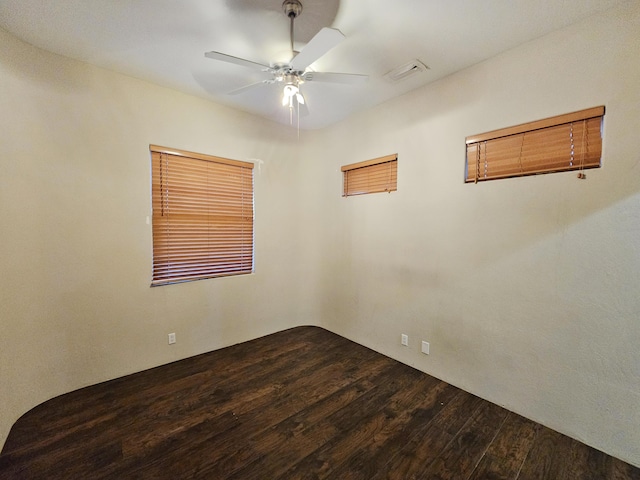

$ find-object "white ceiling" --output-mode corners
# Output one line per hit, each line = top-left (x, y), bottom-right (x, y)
(0, 0), (627, 129)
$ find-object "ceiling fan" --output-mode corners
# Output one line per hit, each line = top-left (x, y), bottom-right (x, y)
(204, 0), (368, 122)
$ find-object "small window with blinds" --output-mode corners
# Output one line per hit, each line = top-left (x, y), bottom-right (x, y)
(150, 145), (254, 286)
(342, 154), (398, 197)
(465, 106), (604, 183)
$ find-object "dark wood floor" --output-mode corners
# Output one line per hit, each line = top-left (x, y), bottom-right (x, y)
(1, 326), (638, 479)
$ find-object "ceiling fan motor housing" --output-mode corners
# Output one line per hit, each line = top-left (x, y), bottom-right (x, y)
(283, 0), (302, 19)
(204, 0), (367, 117)
(283, 73), (300, 86)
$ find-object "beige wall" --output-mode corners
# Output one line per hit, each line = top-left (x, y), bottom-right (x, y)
(1, 0), (639, 468)
(0, 28), (311, 449)
(301, 2), (640, 466)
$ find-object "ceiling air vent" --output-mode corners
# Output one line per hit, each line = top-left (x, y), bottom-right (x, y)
(384, 59), (429, 82)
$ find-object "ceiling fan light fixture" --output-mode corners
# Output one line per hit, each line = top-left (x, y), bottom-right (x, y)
(283, 83), (298, 96)
(283, 83), (298, 102)
(282, 82), (302, 107)
(384, 59), (429, 82)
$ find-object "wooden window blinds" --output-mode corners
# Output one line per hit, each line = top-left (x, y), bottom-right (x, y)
(465, 106), (604, 183)
(150, 145), (254, 286)
(342, 154), (398, 196)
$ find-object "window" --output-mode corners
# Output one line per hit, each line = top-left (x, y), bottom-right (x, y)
(465, 106), (604, 183)
(342, 154), (398, 196)
(150, 145), (254, 286)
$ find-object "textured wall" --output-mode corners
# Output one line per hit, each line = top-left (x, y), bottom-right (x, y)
(1, 1), (639, 468)
(0, 28), (309, 450)
(300, 2), (640, 467)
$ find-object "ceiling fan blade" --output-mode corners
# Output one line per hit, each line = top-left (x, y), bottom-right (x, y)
(302, 71), (368, 84)
(204, 51), (270, 71)
(228, 81), (268, 95)
(290, 27), (345, 71)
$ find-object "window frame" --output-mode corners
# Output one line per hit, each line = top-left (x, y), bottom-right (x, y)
(150, 145), (254, 286)
(341, 154), (398, 197)
(465, 106), (604, 183)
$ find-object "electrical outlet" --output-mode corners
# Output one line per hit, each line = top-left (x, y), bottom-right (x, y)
(421, 341), (430, 355)
(168, 333), (176, 345)
(401, 334), (408, 346)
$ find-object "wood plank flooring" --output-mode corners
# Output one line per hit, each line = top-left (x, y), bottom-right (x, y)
(1, 326), (638, 479)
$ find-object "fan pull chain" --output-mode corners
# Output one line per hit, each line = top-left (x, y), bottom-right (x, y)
(297, 99), (300, 139)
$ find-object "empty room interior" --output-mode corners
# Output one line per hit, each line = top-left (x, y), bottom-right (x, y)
(1, 0), (639, 478)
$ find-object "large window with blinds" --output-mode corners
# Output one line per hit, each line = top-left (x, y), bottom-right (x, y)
(342, 154), (398, 197)
(150, 145), (254, 286)
(465, 106), (604, 183)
